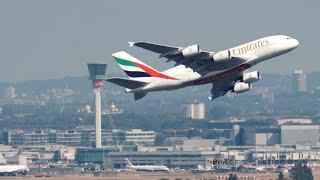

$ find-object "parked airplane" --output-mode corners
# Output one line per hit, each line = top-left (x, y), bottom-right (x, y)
(123, 158), (169, 172)
(107, 35), (299, 100)
(191, 164), (214, 173)
(0, 151), (29, 176)
(0, 165), (29, 176)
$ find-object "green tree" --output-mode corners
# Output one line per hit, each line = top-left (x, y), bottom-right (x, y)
(303, 164), (313, 180)
(228, 173), (237, 180)
(290, 162), (313, 180)
(278, 171), (284, 180)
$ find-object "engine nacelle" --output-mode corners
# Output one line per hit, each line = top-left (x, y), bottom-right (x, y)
(212, 50), (231, 62)
(233, 82), (252, 93)
(243, 71), (261, 83)
(181, 44), (200, 58)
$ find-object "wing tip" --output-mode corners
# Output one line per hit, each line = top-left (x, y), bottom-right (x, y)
(128, 41), (135, 48)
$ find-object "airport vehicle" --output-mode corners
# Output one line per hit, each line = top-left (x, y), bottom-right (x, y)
(123, 158), (169, 172)
(107, 35), (299, 100)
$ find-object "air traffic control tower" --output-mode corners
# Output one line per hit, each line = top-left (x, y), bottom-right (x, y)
(87, 63), (107, 148)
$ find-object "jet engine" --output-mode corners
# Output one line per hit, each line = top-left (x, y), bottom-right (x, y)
(211, 50), (231, 62)
(181, 44), (200, 58)
(243, 71), (261, 83)
(233, 82), (252, 93)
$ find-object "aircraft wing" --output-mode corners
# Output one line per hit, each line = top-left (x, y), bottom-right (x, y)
(129, 41), (214, 74)
(129, 41), (180, 54)
(209, 81), (234, 101)
(208, 73), (243, 101)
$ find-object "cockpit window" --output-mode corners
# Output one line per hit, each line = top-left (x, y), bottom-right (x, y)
(286, 37), (291, 39)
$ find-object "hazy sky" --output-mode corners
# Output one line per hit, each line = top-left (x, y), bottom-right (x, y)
(0, 0), (319, 82)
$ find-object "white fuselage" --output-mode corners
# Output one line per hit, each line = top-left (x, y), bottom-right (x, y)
(127, 165), (169, 172)
(0, 165), (29, 175)
(128, 35), (299, 93)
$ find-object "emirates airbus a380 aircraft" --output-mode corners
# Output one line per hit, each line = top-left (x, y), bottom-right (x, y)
(106, 35), (299, 100)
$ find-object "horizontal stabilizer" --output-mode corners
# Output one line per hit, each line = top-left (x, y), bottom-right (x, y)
(106, 78), (148, 89)
(134, 92), (147, 100)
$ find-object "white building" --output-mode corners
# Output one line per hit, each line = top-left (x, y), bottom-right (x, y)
(4, 87), (16, 99)
(186, 103), (205, 120)
(119, 129), (155, 146)
(277, 118), (312, 125)
(292, 70), (307, 92)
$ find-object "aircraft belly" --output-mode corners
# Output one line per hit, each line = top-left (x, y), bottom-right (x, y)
(193, 63), (251, 85)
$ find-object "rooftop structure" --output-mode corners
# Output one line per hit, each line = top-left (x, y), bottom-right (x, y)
(87, 63), (107, 88)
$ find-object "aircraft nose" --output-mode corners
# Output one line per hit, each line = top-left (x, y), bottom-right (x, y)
(291, 39), (299, 49)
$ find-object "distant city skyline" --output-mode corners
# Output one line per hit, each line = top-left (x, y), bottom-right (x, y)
(0, 0), (319, 82)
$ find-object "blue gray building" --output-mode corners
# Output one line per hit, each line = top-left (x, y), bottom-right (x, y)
(281, 125), (319, 145)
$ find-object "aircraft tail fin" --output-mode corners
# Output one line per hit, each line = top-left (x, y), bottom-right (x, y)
(0, 153), (6, 164)
(123, 158), (133, 168)
(112, 51), (177, 81)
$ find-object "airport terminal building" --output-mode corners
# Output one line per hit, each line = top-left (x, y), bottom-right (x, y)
(105, 151), (221, 169)
(2, 128), (155, 147)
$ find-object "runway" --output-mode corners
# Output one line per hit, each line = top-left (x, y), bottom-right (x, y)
(0, 172), (278, 180)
